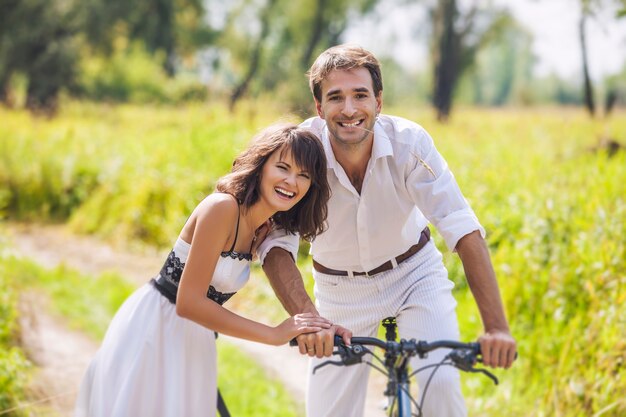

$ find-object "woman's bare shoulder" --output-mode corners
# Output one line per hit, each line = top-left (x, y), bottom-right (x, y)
(195, 192), (238, 220)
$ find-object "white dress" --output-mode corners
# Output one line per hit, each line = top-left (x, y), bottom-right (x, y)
(74, 236), (251, 417)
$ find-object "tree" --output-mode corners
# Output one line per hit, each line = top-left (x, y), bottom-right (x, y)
(224, 0), (379, 111)
(577, 0), (626, 117)
(0, 0), (81, 113)
(229, 0), (278, 110)
(0, 0), (20, 105)
(298, 0), (378, 70)
(0, 0), (216, 113)
(580, 0), (596, 116)
(81, 0), (216, 77)
(468, 19), (534, 106)
(430, 0), (511, 121)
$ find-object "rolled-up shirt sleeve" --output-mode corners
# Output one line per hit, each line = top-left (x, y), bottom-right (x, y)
(256, 227), (300, 265)
(405, 128), (485, 251)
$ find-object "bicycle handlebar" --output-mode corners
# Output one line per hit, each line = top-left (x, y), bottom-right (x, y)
(290, 334), (500, 385)
(290, 335), (481, 356)
(289, 331), (504, 414)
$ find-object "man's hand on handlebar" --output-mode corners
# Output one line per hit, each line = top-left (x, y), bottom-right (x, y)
(296, 324), (352, 358)
(478, 329), (517, 369)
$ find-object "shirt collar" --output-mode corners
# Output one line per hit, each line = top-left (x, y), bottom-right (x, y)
(321, 117), (394, 174)
(372, 119), (394, 160)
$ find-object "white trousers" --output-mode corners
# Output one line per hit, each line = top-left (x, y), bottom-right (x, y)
(307, 241), (467, 417)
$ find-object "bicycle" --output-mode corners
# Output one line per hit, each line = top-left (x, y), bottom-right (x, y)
(291, 317), (501, 417)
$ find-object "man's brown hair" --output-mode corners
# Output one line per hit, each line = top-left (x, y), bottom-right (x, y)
(307, 44), (383, 102)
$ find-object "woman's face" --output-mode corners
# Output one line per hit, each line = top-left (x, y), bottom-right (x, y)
(259, 146), (312, 212)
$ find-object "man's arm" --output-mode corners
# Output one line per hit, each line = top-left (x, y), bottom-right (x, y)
(455, 230), (517, 369)
(262, 247), (318, 315)
(262, 247), (352, 356)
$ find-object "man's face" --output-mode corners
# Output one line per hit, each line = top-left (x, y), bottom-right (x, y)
(315, 67), (382, 148)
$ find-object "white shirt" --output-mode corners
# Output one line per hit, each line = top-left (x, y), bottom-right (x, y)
(258, 114), (485, 272)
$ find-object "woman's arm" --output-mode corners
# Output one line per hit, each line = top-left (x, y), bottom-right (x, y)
(176, 195), (330, 345)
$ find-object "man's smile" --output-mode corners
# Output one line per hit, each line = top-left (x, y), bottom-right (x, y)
(338, 119), (364, 128)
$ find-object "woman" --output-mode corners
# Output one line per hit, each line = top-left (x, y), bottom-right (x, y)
(75, 123), (333, 417)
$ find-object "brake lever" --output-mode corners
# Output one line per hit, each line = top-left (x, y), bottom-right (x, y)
(447, 348), (478, 371)
(447, 348), (499, 385)
(312, 344), (369, 374)
(313, 360), (345, 374)
(467, 367), (499, 385)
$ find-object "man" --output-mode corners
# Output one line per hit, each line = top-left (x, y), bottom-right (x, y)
(257, 44), (516, 417)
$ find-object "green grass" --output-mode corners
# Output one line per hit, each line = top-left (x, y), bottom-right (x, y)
(217, 343), (301, 417)
(0, 234), (31, 417)
(0, 101), (295, 246)
(8, 260), (135, 340)
(1, 102), (625, 416)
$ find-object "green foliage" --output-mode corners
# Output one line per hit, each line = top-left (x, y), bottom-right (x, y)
(0, 238), (32, 416)
(0, 348), (31, 417)
(78, 43), (167, 102)
(77, 42), (208, 104)
(220, 0), (380, 110)
(11, 259), (135, 340)
(461, 21), (534, 106)
(0, 0), (214, 113)
(4, 0), (626, 116)
(421, 108), (626, 416)
(429, 0), (515, 119)
(0, 102), (279, 246)
(217, 342), (301, 417)
(2, 103), (626, 415)
(0, 108), (101, 221)
(0, 0), (81, 113)
(81, 0), (214, 61)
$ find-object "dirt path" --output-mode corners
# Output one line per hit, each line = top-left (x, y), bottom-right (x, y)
(6, 223), (386, 417)
(17, 291), (99, 416)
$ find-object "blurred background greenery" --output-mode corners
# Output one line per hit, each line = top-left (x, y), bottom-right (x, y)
(1, 0), (625, 416)
(1, 0), (625, 119)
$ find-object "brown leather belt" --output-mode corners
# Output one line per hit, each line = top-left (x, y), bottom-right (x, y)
(313, 227), (431, 277)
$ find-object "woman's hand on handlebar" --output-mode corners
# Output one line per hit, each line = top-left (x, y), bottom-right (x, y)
(295, 324), (352, 358)
(271, 313), (332, 346)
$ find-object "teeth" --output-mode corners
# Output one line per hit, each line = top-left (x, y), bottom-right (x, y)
(340, 120), (361, 127)
(275, 187), (295, 198)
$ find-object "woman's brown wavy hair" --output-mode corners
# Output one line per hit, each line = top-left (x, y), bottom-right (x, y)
(216, 123), (330, 242)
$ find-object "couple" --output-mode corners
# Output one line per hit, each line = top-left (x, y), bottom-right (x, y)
(75, 45), (516, 417)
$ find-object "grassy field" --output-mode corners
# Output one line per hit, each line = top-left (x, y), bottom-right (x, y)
(1, 102), (625, 416)
(0, 235), (32, 416)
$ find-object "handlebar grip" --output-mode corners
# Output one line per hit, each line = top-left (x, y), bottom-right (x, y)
(470, 341), (519, 359)
(288, 335), (347, 347)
